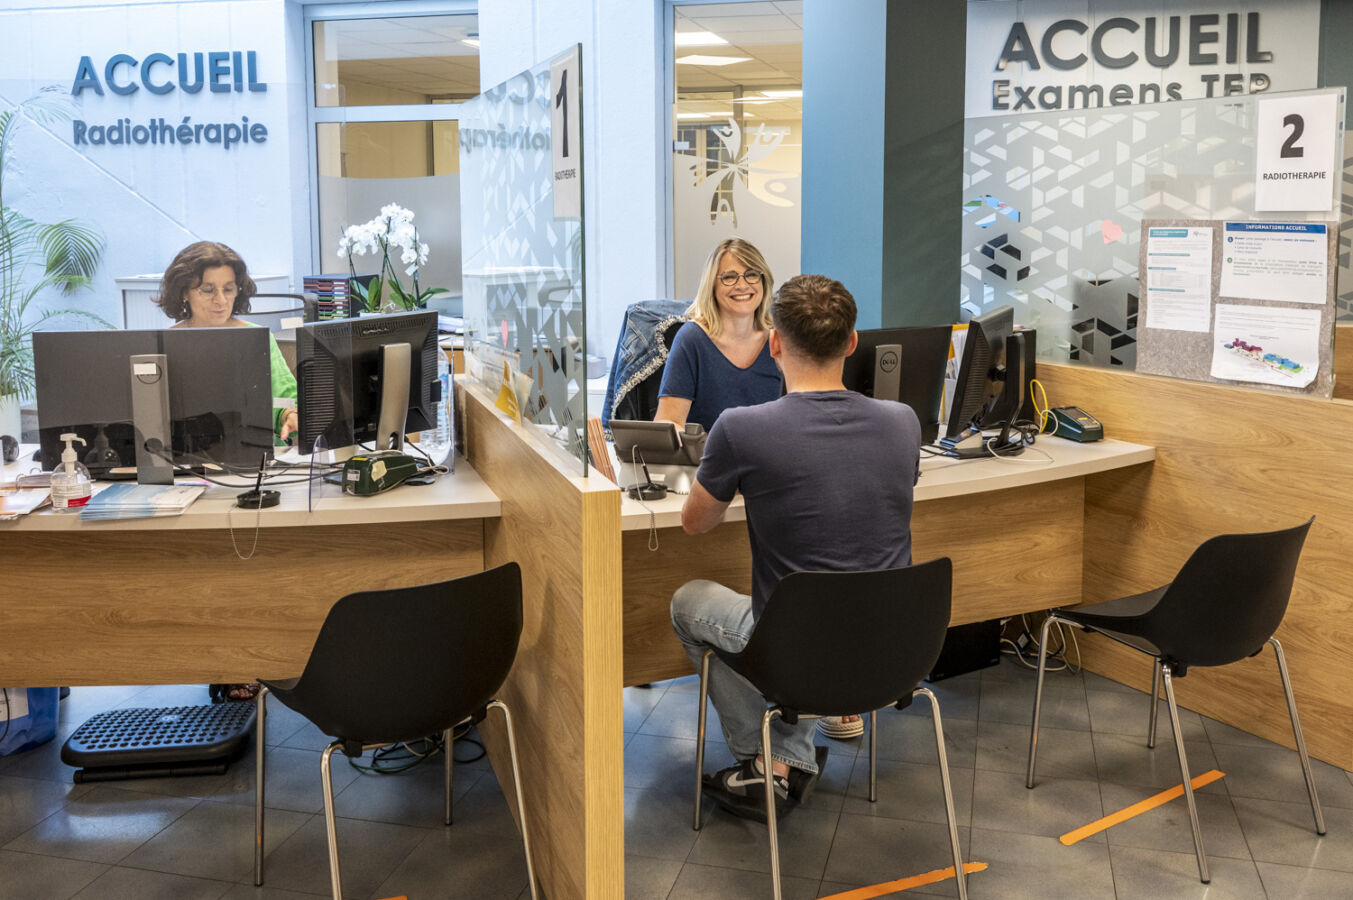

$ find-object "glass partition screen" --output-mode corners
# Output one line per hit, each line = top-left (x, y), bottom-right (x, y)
(962, 88), (1345, 368)
(459, 47), (587, 472)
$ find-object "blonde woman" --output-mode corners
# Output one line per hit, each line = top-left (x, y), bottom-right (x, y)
(655, 238), (782, 431)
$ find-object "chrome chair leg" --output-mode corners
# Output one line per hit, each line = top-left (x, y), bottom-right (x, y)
(443, 725), (454, 826)
(489, 700), (540, 900)
(1147, 660), (1161, 749)
(693, 649), (713, 831)
(319, 741), (345, 900)
(1161, 664), (1209, 883)
(761, 708), (785, 900)
(1026, 614), (1060, 788)
(254, 686), (269, 886)
(868, 709), (878, 803)
(1270, 638), (1326, 835)
(918, 687), (968, 900)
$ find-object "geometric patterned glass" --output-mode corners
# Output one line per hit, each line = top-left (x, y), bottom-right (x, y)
(459, 51), (587, 472)
(963, 88), (1345, 369)
(671, 2), (802, 298)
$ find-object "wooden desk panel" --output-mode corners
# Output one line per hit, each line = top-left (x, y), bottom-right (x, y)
(1038, 362), (1353, 770)
(621, 478), (1085, 687)
(0, 519), (484, 687)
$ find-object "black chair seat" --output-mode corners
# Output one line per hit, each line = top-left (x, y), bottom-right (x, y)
(1027, 519), (1324, 885)
(252, 563), (538, 900)
(694, 559), (968, 900)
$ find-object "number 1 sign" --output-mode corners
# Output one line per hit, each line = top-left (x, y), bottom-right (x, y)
(1254, 91), (1340, 213)
(551, 45), (582, 220)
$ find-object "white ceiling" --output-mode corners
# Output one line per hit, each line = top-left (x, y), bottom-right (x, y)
(675, 2), (803, 122)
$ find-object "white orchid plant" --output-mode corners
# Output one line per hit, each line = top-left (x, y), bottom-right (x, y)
(336, 204), (446, 312)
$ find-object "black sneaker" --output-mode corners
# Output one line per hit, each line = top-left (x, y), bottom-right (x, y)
(702, 758), (790, 821)
(786, 745), (829, 804)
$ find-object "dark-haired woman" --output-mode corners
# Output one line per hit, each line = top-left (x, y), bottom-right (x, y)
(157, 240), (297, 442)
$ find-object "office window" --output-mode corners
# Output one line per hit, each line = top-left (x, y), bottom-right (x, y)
(671, 2), (801, 298)
(313, 15), (480, 107)
(308, 11), (476, 312)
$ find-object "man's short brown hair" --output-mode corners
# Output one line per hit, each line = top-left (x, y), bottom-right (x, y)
(771, 274), (857, 361)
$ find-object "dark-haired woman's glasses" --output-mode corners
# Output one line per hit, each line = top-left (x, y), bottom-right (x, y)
(718, 271), (762, 286)
(194, 284), (239, 299)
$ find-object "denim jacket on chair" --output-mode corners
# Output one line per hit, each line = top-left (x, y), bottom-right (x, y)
(601, 300), (691, 431)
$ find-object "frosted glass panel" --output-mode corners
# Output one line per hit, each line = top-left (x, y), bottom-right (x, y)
(962, 88), (1344, 368)
(672, 1), (801, 298)
(459, 50), (587, 471)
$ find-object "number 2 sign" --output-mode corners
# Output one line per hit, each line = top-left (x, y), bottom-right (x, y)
(551, 45), (582, 220)
(1254, 92), (1340, 213)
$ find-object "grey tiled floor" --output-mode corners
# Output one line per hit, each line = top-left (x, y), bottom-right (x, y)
(3, 661), (1352, 899)
(0, 684), (532, 899)
(623, 661), (1353, 899)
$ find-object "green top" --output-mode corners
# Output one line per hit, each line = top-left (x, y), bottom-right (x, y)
(267, 331), (298, 439)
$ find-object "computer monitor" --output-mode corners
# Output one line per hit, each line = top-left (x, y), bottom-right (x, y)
(295, 310), (440, 456)
(33, 327), (274, 479)
(841, 326), (952, 445)
(942, 305), (1027, 456)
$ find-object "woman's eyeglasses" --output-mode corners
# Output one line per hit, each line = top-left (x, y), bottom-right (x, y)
(718, 271), (762, 286)
(194, 284), (239, 299)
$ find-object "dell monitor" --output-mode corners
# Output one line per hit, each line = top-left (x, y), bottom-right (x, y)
(34, 327), (274, 480)
(295, 310), (440, 457)
(940, 305), (1028, 457)
(841, 326), (952, 445)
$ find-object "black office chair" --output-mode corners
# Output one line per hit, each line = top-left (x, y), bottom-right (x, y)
(238, 293), (317, 333)
(692, 559), (967, 900)
(1026, 518), (1324, 884)
(251, 563), (538, 900)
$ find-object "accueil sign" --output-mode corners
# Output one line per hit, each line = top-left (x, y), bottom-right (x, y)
(69, 51), (270, 151)
(965, 3), (1320, 118)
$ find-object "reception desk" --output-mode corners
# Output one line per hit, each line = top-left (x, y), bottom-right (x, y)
(0, 453), (499, 687)
(618, 437), (1157, 686)
(459, 384), (1156, 899)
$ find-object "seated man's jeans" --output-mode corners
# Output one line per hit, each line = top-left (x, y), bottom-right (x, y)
(671, 579), (819, 774)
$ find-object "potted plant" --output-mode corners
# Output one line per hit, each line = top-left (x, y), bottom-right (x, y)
(1, 91), (109, 436)
(337, 204), (447, 314)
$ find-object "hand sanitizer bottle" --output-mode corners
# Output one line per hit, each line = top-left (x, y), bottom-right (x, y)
(51, 432), (92, 512)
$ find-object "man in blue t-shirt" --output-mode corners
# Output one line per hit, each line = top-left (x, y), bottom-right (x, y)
(671, 273), (922, 821)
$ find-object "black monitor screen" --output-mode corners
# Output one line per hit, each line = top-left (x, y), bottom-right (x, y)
(33, 327), (274, 474)
(842, 326), (952, 445)
(295, 311), (439, 452)
(944, 305), (1016, 439)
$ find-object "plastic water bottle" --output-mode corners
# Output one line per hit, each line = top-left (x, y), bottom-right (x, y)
(420, 350), (454, 467)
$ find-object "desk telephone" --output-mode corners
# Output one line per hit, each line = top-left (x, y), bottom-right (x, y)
(609, 419), (707, 467)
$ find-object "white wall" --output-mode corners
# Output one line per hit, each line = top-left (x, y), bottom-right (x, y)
(479, 0), (666, 369)
(0, 0), (310, 331)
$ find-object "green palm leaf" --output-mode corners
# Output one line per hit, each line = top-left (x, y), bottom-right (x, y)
(39, 221), (104, 292)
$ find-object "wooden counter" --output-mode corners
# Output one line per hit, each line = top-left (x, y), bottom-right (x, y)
(618, 438), (1155, 686)
(1037, 361), (1353, 770)
(0, 454), (498, 687)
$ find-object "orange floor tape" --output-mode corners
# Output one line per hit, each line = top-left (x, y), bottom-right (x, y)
(1060, 769), (1226, 846)
(816, 861), (988, 899)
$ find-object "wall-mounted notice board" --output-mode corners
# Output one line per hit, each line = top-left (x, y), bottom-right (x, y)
(1136, 218), (1337, 398)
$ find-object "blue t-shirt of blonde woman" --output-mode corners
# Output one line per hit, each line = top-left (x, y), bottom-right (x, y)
(657, 321), (781, 431)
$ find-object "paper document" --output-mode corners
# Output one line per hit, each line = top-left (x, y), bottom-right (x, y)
(1219, 222), (1328, 304)
(0, 488), (50, 520)
(1144, 226), (1214, 332)
(79, 481), (208, 520)
(1210, 304), (1320, 388)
